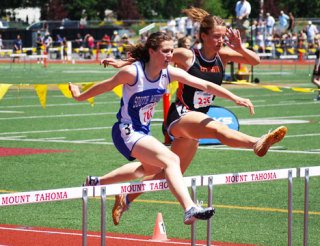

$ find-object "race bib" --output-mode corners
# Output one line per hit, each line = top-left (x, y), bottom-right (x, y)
(139, 103), (156, 125)
(193, 91), (213, 109)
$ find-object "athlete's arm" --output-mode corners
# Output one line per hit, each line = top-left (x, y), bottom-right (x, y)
(169, 65), (255, 115)
(219, 28), (260, 66)
(100, 57), (135, 68)
(69, 65), (136, 101)
(171, 47), (194, 70)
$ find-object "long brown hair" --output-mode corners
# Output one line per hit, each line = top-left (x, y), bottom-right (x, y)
(128, 32), (172, 62)
(182, 7), (225, 42)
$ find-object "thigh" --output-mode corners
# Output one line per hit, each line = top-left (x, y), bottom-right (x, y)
(170, 111), (224, 139)
(132, 135), (179, 169)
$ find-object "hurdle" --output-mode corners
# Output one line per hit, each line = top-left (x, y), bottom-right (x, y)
(0, 166), (319, 246)
(299, 166), (320, 246)
(202, 168), (297, 246)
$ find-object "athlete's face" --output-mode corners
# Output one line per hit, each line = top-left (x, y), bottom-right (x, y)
(151, 40), (174, 68)
(201, 25), (226, 50)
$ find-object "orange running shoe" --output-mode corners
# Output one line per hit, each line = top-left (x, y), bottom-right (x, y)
(112, 194), (129, 225)
(254, 126), (287, 157)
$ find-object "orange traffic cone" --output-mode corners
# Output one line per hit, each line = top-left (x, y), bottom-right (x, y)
(151, 212), (168, 241)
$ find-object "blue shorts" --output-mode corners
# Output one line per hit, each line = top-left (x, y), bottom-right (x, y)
(112, 122), (147, 161)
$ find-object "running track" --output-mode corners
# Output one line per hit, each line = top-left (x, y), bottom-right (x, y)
(0, 224), (255, 246)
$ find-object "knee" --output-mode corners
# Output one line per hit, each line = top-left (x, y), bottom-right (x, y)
(164, 152), (180, 169)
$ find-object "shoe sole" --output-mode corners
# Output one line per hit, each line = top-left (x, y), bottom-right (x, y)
(112, 195), (126, 226)
(184, 207), (215, 225)
(194, 207), (215, 220)
(255, 126), (287, 157)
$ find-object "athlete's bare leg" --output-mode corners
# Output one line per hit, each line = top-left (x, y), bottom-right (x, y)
(170, 111), (258, 148)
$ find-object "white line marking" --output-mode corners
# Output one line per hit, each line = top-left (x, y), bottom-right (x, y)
(37, 137), (66, 140)
(0, 125), (162, 136)
(0, 111), (24, 114)
(0, 127), (111, 136)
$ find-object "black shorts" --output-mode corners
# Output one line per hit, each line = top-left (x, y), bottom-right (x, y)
(313, 64), (320, 76)
(164, 102), (190, 138)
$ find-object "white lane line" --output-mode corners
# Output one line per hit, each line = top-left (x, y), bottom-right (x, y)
(0, 111), (24, 114)
(0, 127), (111, 136)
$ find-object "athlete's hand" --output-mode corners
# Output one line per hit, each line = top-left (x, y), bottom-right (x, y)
(100, 58), (127, 68)
(68, 82), (81, 100)
(224, 28), (242, 51)
(234, 96), (255, 115)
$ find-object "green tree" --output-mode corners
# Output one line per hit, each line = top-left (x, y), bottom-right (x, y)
(201, 0), (227, 17)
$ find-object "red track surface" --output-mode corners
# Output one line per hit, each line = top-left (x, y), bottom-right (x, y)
(0, 224), (256, 246)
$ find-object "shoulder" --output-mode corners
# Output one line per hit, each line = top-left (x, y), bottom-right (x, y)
(172, 47), (194, 70)
(115, 64), (138, 84)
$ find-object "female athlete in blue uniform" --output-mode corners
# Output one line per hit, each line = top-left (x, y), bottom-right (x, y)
(85, 8), (287, 226)
(69, 31), (258, 225)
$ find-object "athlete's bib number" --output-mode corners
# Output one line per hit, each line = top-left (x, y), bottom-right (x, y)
(193, 91), (213, 109)
(139, 103), (155, 125)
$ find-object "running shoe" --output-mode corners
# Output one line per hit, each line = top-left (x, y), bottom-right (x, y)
(184, 206), (215, 225)
(253, 126), (287, 157)
(83, 176), (99, 186)
(112, 194), (130, 225)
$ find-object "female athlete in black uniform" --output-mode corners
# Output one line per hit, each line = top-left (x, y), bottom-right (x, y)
(312, 39), (320, 101)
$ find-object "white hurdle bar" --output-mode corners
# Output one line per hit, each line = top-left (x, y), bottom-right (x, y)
(202, 168), (297, 246)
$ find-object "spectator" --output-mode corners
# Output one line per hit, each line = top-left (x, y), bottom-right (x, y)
(12, 34), (23, 63)
(177, 17), (186, 35)
(63, 37), (68, 62)
(288, 12), (295, 33)
(265, 13), (275, 36)
(278, 10), (289, 34)
(13, 34), (23, 53)
(119, 34), (133, 59)
(111, 31), (121, 58)
(80, 15), (87, 29)
(177, 36), (191, 49)
(75, 33), (84, 49)
(43, 32), (53, 54)
(235, 0), (251, 42)
(0, 34), (3, 49)
(167, 17), (176, 35)
(84, 34), (95, 59)
(185, 17), (193, 37)
(55, 34), (64, 59)
(298, 30), (308, 50)
(101, 33), (111, 50)
(306, 21), (319, 48)
(35, 31), (43, 55)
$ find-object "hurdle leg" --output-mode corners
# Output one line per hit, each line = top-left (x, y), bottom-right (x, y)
(191, 178), (197, 246)
(100, 187), (107, 246)
(207, 176), (213, 246)
(288, 170), (293, 246)
(82, 188), (88, 246)
(303, 168), (309, 246)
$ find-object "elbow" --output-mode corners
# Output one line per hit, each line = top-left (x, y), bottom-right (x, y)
(252, 57), (261, 66)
